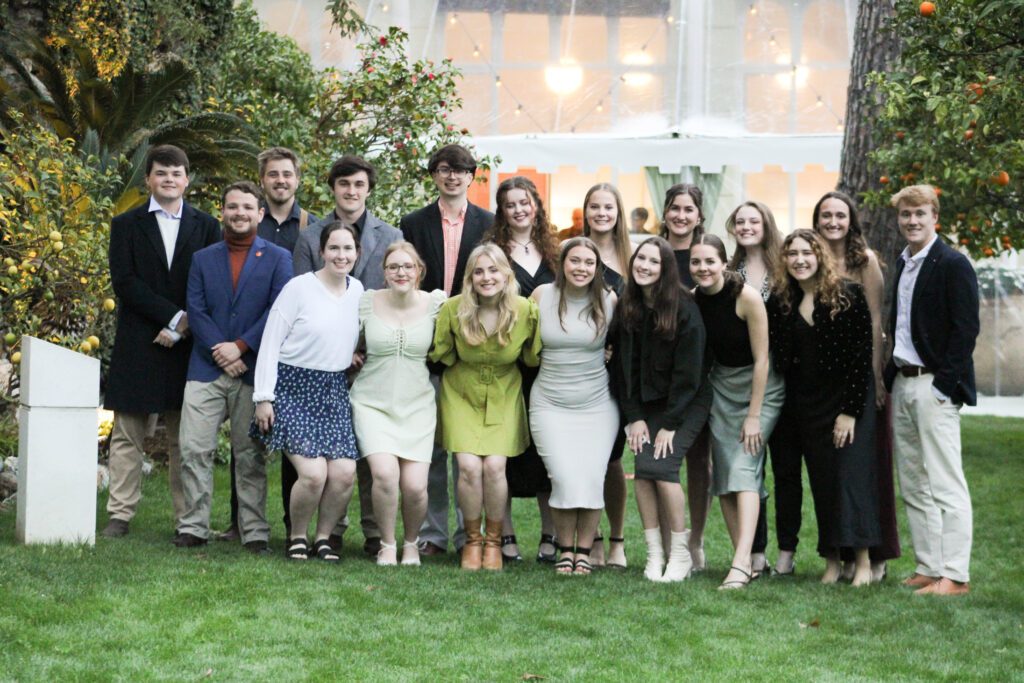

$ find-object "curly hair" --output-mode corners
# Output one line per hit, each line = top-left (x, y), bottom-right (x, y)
(488, 176), (558, 273)
(457, 243), (521, 346)
(617, 237), (689, 339)
(725, 201), (783, 274)
(812, 191), (868, 273)
(659, 183), (706, 244)
(554, 236), (608, 338)
(772, 229), (849, 319)
(582, 183), (632, 275)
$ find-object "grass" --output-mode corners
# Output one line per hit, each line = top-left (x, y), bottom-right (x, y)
(1, 415), (1023, 682)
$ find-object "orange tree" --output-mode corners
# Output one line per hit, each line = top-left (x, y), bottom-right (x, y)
(0, 112), (121, 370)
(863, 0), (1023, 258)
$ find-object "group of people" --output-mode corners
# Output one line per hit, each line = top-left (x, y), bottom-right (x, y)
(101, 141), (979, 595)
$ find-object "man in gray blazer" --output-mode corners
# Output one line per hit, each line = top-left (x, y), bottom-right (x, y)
(292, 155), (402, 555)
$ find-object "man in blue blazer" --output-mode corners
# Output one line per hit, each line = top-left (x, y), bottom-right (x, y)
(174, 181), (293, 551)
(884, 184), (979, 596)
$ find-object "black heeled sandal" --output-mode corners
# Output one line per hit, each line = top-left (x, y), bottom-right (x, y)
(286, 537), (309, 561)
(554, 545), (575, 574)
(312, 539), (340, 563)
(573, 546), (593, 576)
(606, 536), (627, 570)
(501, 535), (523, 563)
(536, 533), (557, 564)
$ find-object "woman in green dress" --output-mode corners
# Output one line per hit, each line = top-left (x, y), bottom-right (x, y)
(430, 243), (541, 571)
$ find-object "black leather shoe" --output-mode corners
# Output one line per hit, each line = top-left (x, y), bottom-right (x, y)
(172, 533), (208, 548)
(363, 537), (382, 557)
(244, 540), (270, 555)
(328, 534), (344, 553)
(101, 519), (130, 538)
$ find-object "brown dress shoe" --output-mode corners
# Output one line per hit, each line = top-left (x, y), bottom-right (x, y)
(902, 573), (939, 588)
(481, 518), (503, 571)
(172, 532), (208, 548)
(461, 518), (484, 570)
(101, 519), (130, 538)
(916, 577), (970, 596)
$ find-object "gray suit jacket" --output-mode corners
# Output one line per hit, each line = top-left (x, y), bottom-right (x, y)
(293, 209), (402, 289)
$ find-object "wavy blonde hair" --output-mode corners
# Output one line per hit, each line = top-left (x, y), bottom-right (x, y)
(772, 229), (849, 319)
(457, 243), (521, 345)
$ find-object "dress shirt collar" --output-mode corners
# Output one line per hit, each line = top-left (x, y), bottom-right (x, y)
(148, 195), (183, 220)
(900, 235), (938, 267)
(439, 200), (467, 223)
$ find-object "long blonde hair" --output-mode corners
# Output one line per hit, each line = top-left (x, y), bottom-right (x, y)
(582, 183), (632, 275)
(457, 243), (521, 345)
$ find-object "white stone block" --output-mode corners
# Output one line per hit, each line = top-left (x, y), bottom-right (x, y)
(19, 335), (100, 408)
(16, 406), (98, 544)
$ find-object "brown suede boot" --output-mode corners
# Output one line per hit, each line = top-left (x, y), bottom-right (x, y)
(482, 518), (504, 571)
(461, 518), (484, 571)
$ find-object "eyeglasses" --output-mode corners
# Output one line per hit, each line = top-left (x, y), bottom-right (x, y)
(385, 263), (419, 273)
(434, 166), (471, 178)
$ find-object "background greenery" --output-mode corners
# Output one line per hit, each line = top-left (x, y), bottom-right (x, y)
(1, 416), (1021, 681)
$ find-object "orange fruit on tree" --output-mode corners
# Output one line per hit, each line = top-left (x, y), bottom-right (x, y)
(895, 131), (905, 141)
(920, 1), (936, 17)
(993, 170), (1010, 186)
(964, 129), (974, 140)
(879, 175), (890, 184)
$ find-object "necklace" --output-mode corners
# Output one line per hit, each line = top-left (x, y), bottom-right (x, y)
(509, 238), (534, 254)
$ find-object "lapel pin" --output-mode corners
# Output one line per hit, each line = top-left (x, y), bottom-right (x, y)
(255, 251), (263, 257)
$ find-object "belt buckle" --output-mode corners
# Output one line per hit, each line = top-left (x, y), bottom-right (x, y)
(478, 365), (494, 384)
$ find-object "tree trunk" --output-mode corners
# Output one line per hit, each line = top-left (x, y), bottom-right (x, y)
(839, 0), (903, 318)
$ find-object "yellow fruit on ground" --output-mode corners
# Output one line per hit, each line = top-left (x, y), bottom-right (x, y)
(80, 340), (92, 353)
(11, 351), (21, 364)
(87, 335), (100, 349)
(103, 298), (116, 312)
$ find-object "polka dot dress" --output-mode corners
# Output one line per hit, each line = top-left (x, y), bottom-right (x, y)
(249, 362), (359, 460)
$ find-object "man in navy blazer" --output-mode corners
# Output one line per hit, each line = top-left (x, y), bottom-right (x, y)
(884, 184), (979, 596)
(174, 181), (292, 551)
(102, 145), (221, 538)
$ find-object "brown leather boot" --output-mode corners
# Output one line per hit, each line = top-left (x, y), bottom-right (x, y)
(482, 518), (504, 571)
(461, 518), (484, 571)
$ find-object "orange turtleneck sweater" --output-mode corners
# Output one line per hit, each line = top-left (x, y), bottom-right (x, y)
(225, 230), (256, 354)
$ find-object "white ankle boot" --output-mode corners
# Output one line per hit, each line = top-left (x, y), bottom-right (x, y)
(643, 527), (665, 581)
(661, 530), (693, 582)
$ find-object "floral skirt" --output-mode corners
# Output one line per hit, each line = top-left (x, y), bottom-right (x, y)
(249, 363), (359, 460)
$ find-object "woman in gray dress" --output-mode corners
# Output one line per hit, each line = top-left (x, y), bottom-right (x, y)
(690, 234), (784, 589)
(529, 237), (619, 575)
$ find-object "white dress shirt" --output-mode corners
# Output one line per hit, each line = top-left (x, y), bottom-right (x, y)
(893, 235), (948, 401)
(148, 196), (186, 339)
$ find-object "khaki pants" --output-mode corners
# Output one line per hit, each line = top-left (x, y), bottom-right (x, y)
(107, 411), (184, 523)
(892, 373), (973, 582)
(177, 376), (268, 543)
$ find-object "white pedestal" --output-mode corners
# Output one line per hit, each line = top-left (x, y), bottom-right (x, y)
(15, 336), (100, 545)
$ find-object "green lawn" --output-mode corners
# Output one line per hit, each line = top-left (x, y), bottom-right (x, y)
(1, 416), (1022, 681)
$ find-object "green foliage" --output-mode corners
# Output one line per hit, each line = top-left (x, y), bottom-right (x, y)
(0, 112), (121, 366)
(864, 0), (1024, 259)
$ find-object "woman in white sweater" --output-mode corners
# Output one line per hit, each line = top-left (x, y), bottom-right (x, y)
(252, 222), (364, 562)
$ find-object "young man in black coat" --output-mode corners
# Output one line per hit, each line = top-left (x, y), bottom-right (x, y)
(102, 145), (221, 538)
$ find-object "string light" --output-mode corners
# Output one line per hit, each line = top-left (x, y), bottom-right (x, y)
(816, 96), (824, 108)
(473, 45), (480, 57)
(769, 35), (776, 47)
(449, 13), (457, 25)
(750, 4), (758, 15)
(596, 100), (604, 112)
(381, 3), (389, 11)
(515, 104), (522, 116)
(495, 75), (502, 87)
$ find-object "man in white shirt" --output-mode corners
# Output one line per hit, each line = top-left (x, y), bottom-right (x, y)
(102, 145), (221, 538)
(883, 184), (980, 596)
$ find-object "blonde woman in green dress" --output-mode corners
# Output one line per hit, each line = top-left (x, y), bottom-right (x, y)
(430, 243), (541, 571)
(349, 242), (446, 567)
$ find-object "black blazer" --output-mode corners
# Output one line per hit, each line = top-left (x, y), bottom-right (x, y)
(883, 238), (979, 405)
(399, 200), (493, 294)
(612, 297), (707, 430)
(767, 281), (873, 418)
(104, 201), (221, 412)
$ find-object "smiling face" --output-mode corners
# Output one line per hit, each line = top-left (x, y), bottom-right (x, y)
(471, 254), (507, 299)
(260, 158), (299, 207)
(784, 236), (819, 283)
(817, 197), (851, 243)
(563, 244), (598, 289)
(331, 171), (370, 218)
(632, 243), (663, 290)
(502, 188), (536, 232)
(432, 163), (473, 202)
(384, 248), (420, 292)
(689, 243), (725, 292)
(221, 189), (264, 238)
(585, 190), (618, 235)
(320, 227), (358, 277)
(145, 162), (189, 207)
(897, 200), (938, 254)
(664, 192), (700, 243)
(733, 205), (765, 248)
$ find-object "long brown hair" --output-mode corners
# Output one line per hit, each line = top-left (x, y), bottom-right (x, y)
(659, 183), (706, 243)
(725, 201), (783, 273)
(812, 190), (869, 273)
(582, 183), (632, 275)
(772, 229), (849, 319)
(618, 237), (688, 339)
(488, 176), (558, 272)
(555, 236), (608, 338)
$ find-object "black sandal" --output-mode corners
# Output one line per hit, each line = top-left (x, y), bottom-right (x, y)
(536, 533), (557, 564)
(573, 547), (593, 576)
(501, 535), (523, 563)
(555, 545), (575, 574)
(719, 565), (753, 590)
(286, 537), (309, 561)
(606, 536), (627, 570)
(312, 539), (340, 563)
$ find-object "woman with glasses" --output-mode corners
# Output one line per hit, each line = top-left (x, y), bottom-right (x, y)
(349, 242), (446, 566)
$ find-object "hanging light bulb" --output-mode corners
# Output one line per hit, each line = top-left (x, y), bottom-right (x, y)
(836, 121), (844, 131)
(495, 75), (502, 87)
(596, 100), (604, 112)
(473, 45), (480, 57)
(515, 104), (522, 116)
(750, 4), (758, 15)
(769, 35), (776, 47)
(449, 13), (457, 25)
(816, 96), (824, 108)
(381, 3), (389, 11)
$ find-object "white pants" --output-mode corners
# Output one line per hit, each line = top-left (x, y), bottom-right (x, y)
(891, 373), (972, 582)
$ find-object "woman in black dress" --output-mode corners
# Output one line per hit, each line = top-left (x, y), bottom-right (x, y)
(767, 229), (880, 586)
(487, 176), (559, 564)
